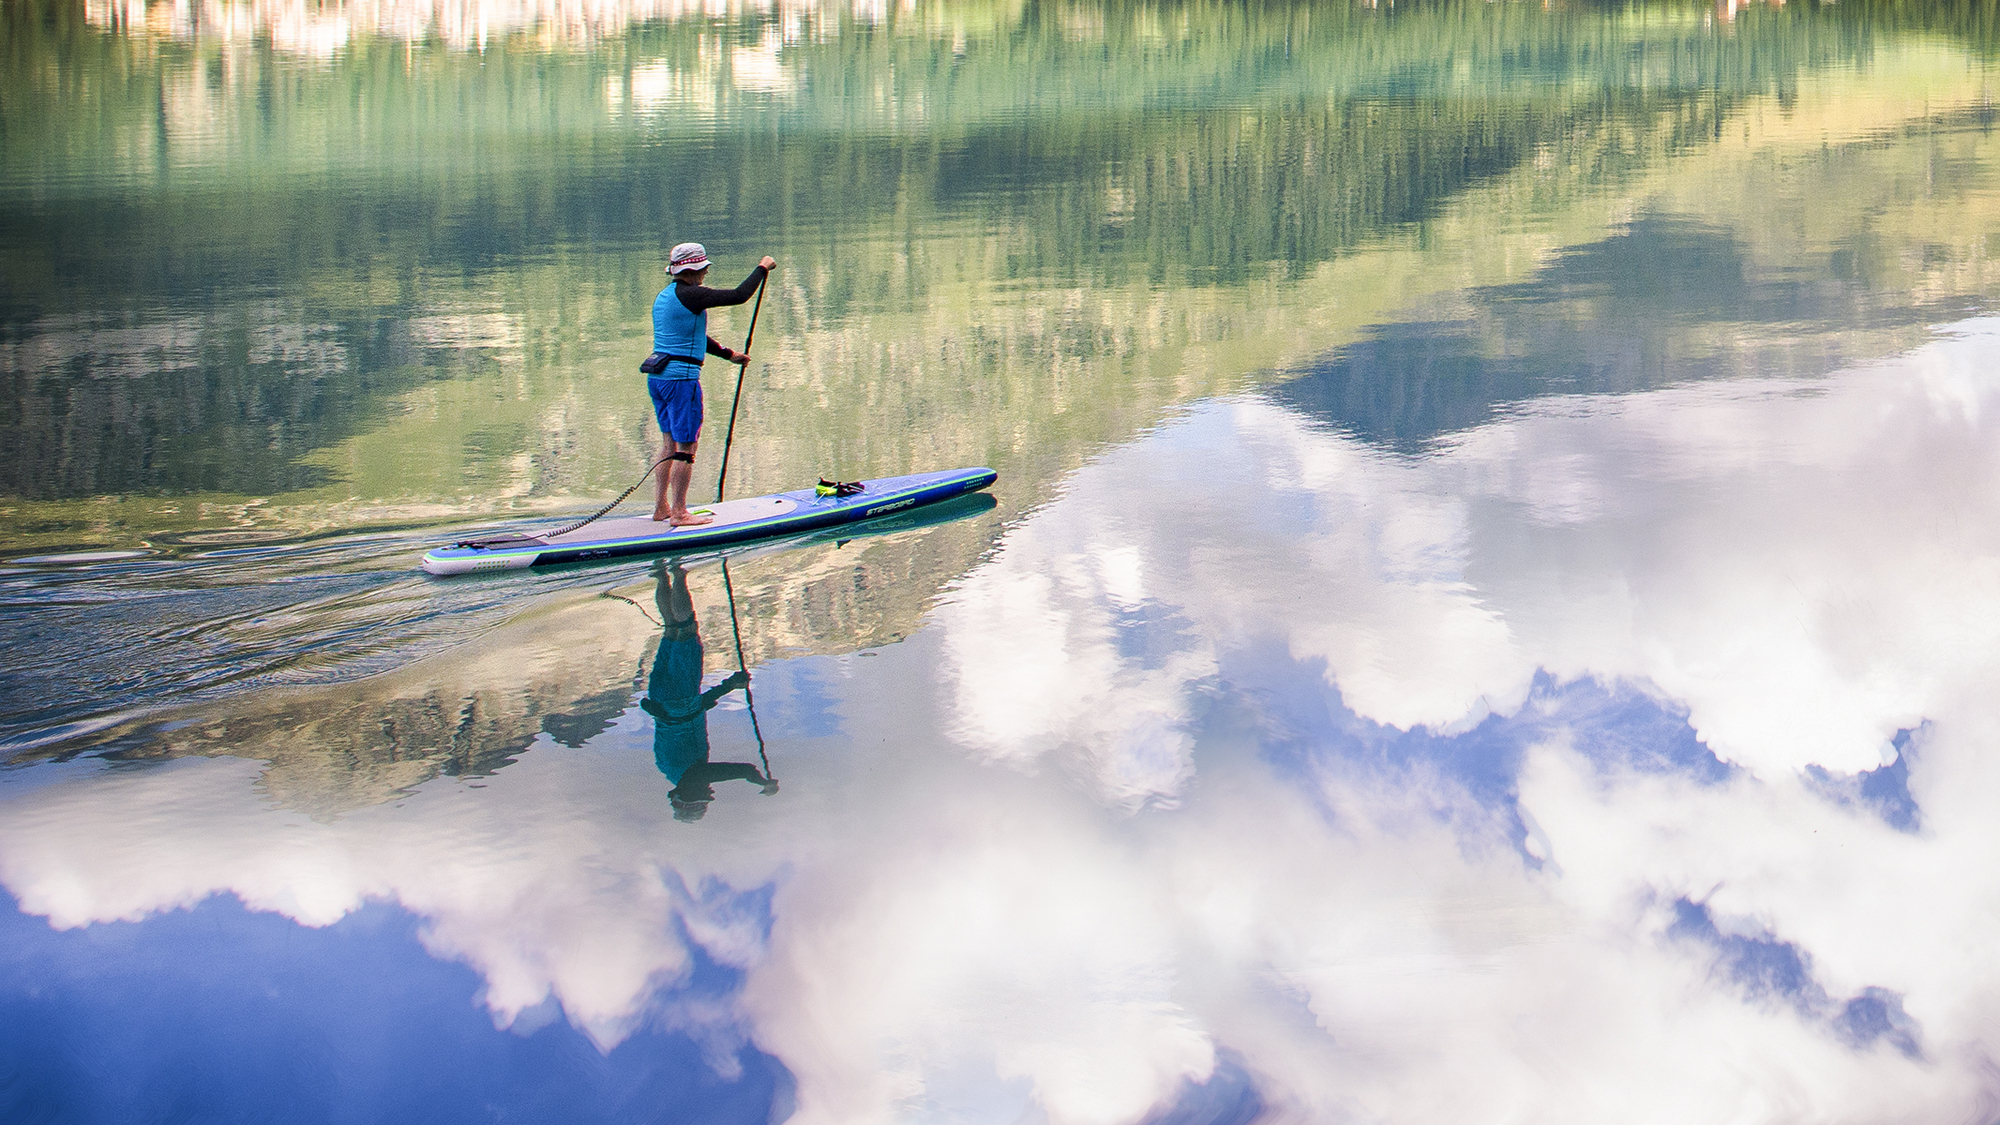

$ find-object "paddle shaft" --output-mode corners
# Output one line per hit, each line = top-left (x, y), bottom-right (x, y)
(714, 275), (768, 504)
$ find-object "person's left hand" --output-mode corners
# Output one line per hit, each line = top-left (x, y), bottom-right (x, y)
(730, 348), (751, 366)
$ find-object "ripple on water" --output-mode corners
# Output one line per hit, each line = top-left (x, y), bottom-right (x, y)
(8, 550), (157, 565)
(0, 525), (509, 758)
(0, 511), (841, 762)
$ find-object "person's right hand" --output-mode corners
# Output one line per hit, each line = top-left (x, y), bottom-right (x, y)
(759, 255), (777, 271)
(725, 670), (751, 689)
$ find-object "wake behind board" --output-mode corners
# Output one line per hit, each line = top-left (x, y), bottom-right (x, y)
(421, 466), (997, 576)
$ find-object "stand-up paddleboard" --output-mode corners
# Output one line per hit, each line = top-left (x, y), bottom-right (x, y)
(421, 466), (997, 576)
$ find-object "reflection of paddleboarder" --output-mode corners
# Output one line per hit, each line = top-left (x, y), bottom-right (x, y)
(640, 562), (776, 822)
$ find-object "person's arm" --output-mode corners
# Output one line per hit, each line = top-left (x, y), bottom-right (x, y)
(677, 265), (768, 313)
(640, 672), (744, 722)
(679, 761), (769, 787)
(693, 670), (750, 713)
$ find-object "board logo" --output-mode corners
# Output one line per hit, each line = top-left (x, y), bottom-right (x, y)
(864, 498), (916, 517)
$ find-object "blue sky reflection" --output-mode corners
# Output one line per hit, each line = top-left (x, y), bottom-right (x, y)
(0, 889), (790, 1125)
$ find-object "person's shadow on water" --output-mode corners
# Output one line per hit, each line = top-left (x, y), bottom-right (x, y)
(640, 561), (777, 822)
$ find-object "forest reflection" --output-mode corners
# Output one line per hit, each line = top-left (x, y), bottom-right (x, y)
(0, 0), (1912, 502)
(3, 0), (1997, 562)
(1277, 192), (1999, 447)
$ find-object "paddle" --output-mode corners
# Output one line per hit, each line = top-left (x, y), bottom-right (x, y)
(714, 274), (768, 504)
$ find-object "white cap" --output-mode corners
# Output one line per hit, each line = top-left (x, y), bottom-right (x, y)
(668, 242), (711, 274)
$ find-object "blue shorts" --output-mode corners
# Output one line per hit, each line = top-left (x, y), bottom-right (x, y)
(648, 376), (704, 442)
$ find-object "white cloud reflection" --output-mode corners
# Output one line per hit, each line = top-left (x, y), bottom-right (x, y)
(7, 321), (2000, 1121)
(945, 318), (2000, 780)
(0, 740), (766, 1053)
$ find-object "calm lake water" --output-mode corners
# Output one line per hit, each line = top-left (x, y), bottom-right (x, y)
(6, 0), (2000, 1120)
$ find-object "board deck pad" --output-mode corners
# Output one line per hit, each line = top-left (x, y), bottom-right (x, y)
(540, 495), (801, 548)
(421, 466), (996, 575)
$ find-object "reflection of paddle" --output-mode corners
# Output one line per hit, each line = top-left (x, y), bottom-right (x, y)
(719, 557), (772, 781)
(714, 275), (767, 504)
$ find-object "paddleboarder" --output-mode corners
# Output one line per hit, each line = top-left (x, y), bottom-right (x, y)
(647, 243), (777, 526)
(640, 562), (777, 822)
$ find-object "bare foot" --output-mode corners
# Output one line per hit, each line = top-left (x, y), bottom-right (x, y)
(669, 511), (714, 527)
(651, 507), (671, 521)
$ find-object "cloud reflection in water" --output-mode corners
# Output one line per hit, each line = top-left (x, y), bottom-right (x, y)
(6, 321), (2000, 1121)
(929, 315), (2000, 1118)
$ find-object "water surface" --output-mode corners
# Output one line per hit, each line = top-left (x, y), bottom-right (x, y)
(5, 0), (2000, 1121)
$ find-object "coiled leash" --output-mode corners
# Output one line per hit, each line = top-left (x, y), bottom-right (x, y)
(539, 456), (670, 539)
(451, 457), (669, 550)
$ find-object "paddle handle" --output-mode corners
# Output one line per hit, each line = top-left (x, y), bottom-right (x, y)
(714, 274), (767, 504)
